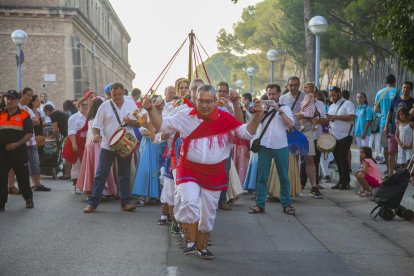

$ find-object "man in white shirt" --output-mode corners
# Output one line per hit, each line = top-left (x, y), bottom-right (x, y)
(18, 87), (51, 191)
(40, 93), (55, 125)
(249, 84), (296, 215)
(327, 86), (356, 190)
(83, 83), (141, 213)
(145, 84), (263, 260)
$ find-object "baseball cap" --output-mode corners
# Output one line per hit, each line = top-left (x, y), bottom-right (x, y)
(104, 83), (112, 94)
(4, 90), (19, 99)
(84, 90), (94, 99)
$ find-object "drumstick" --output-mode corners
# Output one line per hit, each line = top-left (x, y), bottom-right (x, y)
(121, 112), (130, 126)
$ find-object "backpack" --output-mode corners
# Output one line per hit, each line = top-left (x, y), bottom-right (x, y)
(371, 114), (380, 134)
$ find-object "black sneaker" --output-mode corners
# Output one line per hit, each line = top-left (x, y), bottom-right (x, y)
(0, 205), (4, 212)
(340, 184), (351, 190)
(26, 199), (34, 209)
(183, 245), (197, 255)
(35, 184), (51, 192)
(197, 249), (214, 260)
(309, 187), (323, 199)
(331, 183), (341, 189)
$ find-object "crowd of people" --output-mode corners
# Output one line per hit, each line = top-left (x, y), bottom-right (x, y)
(1, 72), (413, 260)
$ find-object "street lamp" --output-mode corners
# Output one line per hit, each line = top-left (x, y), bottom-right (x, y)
(308, 16), (328, 89)
(246, 67), (256, 94)
(235, 79), (243, 93)
(266, 49), (278, 84)
(11, 30), (28, 92)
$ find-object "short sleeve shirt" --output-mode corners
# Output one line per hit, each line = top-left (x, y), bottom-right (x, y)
(374, 87), (398, 128)
(50, 110), (69, 137)
(389, 96), (414, 134)
(354, 104), (374, 137)
(280, 91), (305, 129)
(328, 98), (355, 140)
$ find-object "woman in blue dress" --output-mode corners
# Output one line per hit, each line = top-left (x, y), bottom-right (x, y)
(132, 116), (164, 206)
(243, 151), (258, 191)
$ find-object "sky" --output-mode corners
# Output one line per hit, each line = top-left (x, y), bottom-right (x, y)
(108, 0), (262, 93)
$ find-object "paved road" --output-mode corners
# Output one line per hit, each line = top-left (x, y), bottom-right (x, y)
(1, 175), (413, 276)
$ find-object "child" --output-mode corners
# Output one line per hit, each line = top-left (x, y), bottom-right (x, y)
(354, 147), (382, 197)
(395, 107), (413, 168)
(299, 82), (317, 131)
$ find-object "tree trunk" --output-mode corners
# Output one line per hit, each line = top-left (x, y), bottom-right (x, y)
(304, 0), (315, 83)
(351, 55), (359, 91)
(278, 56), (287, 81)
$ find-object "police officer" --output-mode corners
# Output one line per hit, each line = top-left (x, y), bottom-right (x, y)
(0, 90), (34, 211)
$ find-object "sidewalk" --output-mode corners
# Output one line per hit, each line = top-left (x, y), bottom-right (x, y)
(330, 149), (414, 210)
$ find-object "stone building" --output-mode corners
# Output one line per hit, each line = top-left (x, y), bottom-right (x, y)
(0, 0), (135, 106)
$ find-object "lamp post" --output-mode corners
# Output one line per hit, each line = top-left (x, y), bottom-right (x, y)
(308, 16), (328, 89)
(235, 79), (243, 93)
(266, 49), (278, 84)
(246, 67), (256, 95)
(11, 30), (28, 92)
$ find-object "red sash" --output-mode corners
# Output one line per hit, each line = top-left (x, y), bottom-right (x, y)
(176, 159), (227, 191)
(62, 120), (88, 164)
(176, 108), (242, 191)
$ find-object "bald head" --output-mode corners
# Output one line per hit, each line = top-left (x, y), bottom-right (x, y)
(164, 86), (176, 102)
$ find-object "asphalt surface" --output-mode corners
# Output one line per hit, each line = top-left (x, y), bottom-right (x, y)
(1, 168), (414, 275)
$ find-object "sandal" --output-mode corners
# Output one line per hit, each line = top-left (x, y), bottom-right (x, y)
(283, 205), (296, 216)
(8, 187), (20, 195)
(157, 218), (168, 225)
(248, 206), (265, 214)
(359, 191), (372, 197)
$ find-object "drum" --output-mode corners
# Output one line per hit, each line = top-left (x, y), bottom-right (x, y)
(109, 128), (138, 158)
(316, 133), (336, 159)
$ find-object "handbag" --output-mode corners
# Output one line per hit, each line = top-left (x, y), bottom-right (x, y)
(250, 110), (277, 153)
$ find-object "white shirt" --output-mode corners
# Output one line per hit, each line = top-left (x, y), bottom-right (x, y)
(160, 109), (255, 164)
(93, 99), (137, 150)
(18, 103), (37, 146)
(328, 98), (355, 140)
(280, 91), (306, 129)
(68, 111), (87, 136)
(259, 105), (294, 150)
(40, 100), (55, 124)
(313, 100), (327, 139)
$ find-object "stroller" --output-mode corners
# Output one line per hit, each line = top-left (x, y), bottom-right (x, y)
(39, 126), (63, 179)
(370, 156), (414, 221)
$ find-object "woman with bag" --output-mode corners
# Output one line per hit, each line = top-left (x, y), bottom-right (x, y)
(354, 93), (373, 147)
(27, 94), (51, 191)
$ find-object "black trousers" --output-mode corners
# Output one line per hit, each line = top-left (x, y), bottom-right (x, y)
(0, 145), (33, 206)
(332, 136), (353, 185)
(300, 140), (321, 188)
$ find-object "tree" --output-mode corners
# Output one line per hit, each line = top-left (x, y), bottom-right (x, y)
(374, 0), (414, 71)
(304, 0), (315, 82)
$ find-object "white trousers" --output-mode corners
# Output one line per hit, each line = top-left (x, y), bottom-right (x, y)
(319, 152), (333, 177)
(71, 160), (80, 180)
(175, 182), (221, 232)
(369, 132), (382, 157)
(160, 177), (175, 206)
(355, 136), (370, 147)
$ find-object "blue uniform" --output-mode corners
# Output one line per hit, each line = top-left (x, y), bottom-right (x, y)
(374, 87), (398, 128)
(354, 104), (374, 136)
